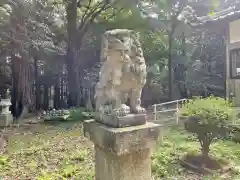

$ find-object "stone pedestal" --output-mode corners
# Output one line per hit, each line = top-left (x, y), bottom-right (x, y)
(0, 114), (13, 127)
(96, 113), (147, 128)
(83, 116), (161, 180)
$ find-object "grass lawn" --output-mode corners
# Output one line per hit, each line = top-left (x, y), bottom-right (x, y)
(0, 122), (94, 180)
(0, 121), (239, 180)
(153, 126), (240, 180)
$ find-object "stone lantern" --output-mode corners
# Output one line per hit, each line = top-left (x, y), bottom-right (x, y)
(0, 89), (13, 126)
(0, 98), (11, 114)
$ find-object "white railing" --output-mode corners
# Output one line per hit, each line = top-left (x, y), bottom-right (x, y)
(153, 98), (240, 126)
(152, 98), (189, 124)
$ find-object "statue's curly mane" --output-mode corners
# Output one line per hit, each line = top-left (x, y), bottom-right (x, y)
(100, 29), (141, 62)
(95, 29), (146, 115)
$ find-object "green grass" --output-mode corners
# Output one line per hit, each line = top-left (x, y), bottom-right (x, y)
(0, 122), (94, 179)
(153, 126), (240, 179)
(0, 122), (239, 179)
(67, 108), (87, 121)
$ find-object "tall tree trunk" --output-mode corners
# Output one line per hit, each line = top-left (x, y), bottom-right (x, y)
(65, 0), (79, 107)
(34, 57), (40, 110)
(11, 55), (33, 122)
(54, 76), (60, 109)
(66, 52), (78, 107)
(11, 61), (18, 119)
(43, 84), (49, 110)
(178, 32), (188, 98)
(168, 32), (173, 100)
(60, 75), (64, 108)
(79, 78), (84, 106)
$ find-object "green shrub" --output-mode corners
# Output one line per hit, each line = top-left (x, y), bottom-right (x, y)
(67, 108), (87, 121)
(0, 155), (8, 166)
(226, 124), (240, 143)
(181, 96), (236, 158)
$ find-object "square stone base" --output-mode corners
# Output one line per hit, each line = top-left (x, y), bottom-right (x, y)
(96, 114), (147, 128)
(0, 114), (13, 127)
(84, 120), (161, 180)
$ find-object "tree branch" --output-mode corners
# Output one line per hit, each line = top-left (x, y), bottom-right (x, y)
(78, 0), (93, 26)
(77, 0), (113, 34)
(75, 1), (113, 49)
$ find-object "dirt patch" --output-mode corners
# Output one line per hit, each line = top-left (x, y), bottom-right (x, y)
(180, 154), (231, 174)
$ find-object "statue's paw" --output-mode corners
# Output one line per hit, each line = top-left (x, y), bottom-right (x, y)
(133, 106), (146, 114)
(113, 106), (129, 117)
(121, 104), (130, 114)
(112, 109), (121, 117)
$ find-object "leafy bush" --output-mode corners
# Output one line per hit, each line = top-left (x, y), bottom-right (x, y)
(181, 96), (236, 158)
(67, 108), (88, 121)
(225, 124), (240, 143)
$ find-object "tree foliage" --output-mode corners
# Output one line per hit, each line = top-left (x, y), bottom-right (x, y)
(182, 96), (236, 157)
(0, 0), (61, 107)
(0, 0), (236, 111)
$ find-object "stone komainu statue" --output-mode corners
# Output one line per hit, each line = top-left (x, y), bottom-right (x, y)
(95, 29), (147, 116)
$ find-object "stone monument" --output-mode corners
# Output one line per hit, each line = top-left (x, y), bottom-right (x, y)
(0, 89), (13, 127)
(83, 29), (161, 180)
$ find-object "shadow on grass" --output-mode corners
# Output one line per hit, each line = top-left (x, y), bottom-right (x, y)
(180, 153), (229, 175)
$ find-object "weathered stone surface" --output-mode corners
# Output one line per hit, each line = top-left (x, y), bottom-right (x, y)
(95, 29), (147, 118)
(95, 113), (146, 128)
(83, 120), (161, 156)
(95, 145), (151, 180)
(0, 114), (13, 127)
(84, 29), (161, 180)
